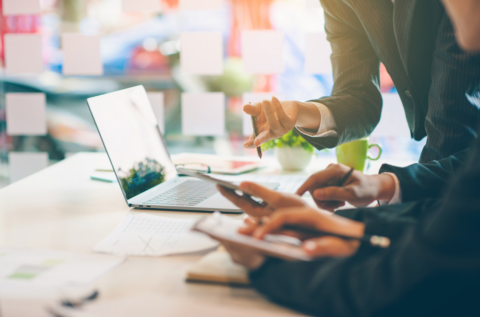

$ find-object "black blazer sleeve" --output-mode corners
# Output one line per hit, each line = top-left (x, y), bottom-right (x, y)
(297, 0), (383, 150)
(378, 148), (470, 203)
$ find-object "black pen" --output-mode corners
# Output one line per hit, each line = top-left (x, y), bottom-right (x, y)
(338, 167), (355, 186)
(250, 103), (262, 159)
(280, 225), (391, 248)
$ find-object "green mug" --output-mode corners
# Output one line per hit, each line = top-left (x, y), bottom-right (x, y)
(336, 138), (382, 172)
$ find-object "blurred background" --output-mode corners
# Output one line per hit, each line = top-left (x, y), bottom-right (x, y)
(0, 0), (425, 188)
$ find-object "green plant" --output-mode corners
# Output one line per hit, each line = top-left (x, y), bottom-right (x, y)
(261, 129), (315, 154)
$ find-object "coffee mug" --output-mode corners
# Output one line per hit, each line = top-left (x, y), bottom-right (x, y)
(336, 138), (382, 172)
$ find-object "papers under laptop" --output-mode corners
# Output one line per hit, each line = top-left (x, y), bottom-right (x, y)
(87, 86), (245, 213)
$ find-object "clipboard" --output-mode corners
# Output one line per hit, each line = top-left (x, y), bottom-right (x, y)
(192, 213), (313, 262)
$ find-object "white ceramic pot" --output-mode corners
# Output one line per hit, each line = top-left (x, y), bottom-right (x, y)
(274, 146), (313, 171)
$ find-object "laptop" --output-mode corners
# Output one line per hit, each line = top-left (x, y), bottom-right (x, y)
(87, 86), (248, 213)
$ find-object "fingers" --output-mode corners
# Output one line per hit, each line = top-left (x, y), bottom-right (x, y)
(253, 130), (271, 147)
(271, 97), (292, 129)
(296, 164), (349, 196)
(239, 181), (277, 202)
(243, 102), (262, 117)
(302, 236), (360, 257)
(244, 133), (256, 149)
(262, 100), (282, 132)
(216, 186), (270, 217)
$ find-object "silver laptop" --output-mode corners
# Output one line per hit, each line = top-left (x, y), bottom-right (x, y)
(87, 85), (243, 213)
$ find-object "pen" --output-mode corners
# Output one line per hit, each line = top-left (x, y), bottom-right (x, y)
(337, 167), (355, 187)
(281, 225), (391, 248)
(250, 103), (262, 159)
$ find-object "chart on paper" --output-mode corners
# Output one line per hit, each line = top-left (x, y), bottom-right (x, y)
(93, 213), (219, 257)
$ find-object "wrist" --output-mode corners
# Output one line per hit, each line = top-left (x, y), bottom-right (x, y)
(376, 173), (396, 202)
(295, 102), (321, 132)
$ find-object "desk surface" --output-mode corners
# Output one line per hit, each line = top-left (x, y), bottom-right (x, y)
(0, 153), (310, 316)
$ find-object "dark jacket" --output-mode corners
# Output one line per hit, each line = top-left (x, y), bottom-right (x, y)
(300, 0), (480, 163)
(249, 120), (480, 317)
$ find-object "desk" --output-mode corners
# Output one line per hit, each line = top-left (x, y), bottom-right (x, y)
(0, 153), (309, 316)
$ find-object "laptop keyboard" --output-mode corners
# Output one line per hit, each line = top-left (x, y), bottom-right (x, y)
(143, 180), (217, 207)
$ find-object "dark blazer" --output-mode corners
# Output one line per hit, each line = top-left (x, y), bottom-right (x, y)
(300, 0), (480, 163)
(249, 128), (480, 316)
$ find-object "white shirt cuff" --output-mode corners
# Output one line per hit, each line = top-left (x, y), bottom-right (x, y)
(379, 172), (402, 205)
(296, 102), (338, 138)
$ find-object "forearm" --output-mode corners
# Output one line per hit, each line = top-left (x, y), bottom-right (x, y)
(441, 0), (480, 51)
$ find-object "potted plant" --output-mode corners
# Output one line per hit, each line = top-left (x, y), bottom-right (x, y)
(262, 130), (315, 171)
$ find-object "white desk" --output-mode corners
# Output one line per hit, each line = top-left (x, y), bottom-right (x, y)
(0, 153), (311, 316)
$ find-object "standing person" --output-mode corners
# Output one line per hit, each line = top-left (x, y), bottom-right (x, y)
(244, 0), (480, 164)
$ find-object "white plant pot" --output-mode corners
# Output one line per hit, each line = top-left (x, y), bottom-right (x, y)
(274, 146), (313, 171)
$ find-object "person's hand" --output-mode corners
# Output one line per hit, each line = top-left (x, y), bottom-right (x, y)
(250, 207), (365, 258)
(221, 241), (266, 270)
(296, 164), (396, 211)
(243, 97), (321, 148)
(216, 181), (308, 217)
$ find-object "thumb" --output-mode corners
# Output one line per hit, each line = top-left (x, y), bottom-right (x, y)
(239, 181), (276, 202)
(313, 186), (354, 202)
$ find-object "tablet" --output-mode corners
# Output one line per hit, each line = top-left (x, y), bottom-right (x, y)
(192, 213), (313, 262)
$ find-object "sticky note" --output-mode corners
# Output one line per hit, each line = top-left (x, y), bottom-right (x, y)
(147, 92), (165, 133)
(242, 93), (277, 136)
(9, 152), (48, 183)
(305, 33), (332, 74)
(180, 33), (223, 75)
(179, 0), (223, 10)
(182, 93), (225, 136)
(6, 93), (47, 136)
(121, 0), (162, 12)
(2, 0), (41, 15)
(62, 34), (103, 76)
(305, 0), (321, 8)
(371, 93), (410, 137)
(242, 31), (284, 74)
(4, 34), (43, 74)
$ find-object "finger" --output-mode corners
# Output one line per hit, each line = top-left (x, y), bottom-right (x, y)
(303, 236), (360, 257)
(238, 221), (258, 235)
(244, 133), (256, 148)
(316, 201), (344, 212)
(271, 97), (292, 129)
(243, 102), (262, 117)
(239, 182), (277, 203)
(216, 186), (267, 216)
(296, 169), (337, 195)
(313, 186), (355, 202)
(253, 130), (271, 147)
(262, 100), (282, 131)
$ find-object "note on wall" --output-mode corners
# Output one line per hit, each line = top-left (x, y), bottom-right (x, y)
(62, 34), (103, 76)
(9, 152), (48, 183)
(182, 93), (225, 136)
(6, 93), (47, 136)
(371, 93), (410, 137)
(2, 0), (41, 15)
(241, 31), (284, 74)
(4, 34), (43, 74)
(121, 0), (162, 12)
(305, 0), (321, 8)
(305, 33), (332, 74)
(179, 0), (223, 10)
(147, 92), (165, 134)
(242, 93), (277, 136)
(180, 33), (223, 75)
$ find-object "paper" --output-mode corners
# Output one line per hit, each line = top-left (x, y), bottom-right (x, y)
(242, 31), (284, 74)
(147, 92), (165, 133)
(9, 152), (48, 183)
(182, 92), (225, 136)
(305, 33), (332, 74)
(62, 34), (103, 76)
(305, 0), (321, 8)
(218, 174), (308, 194)
(6, 93), (47, 136)
(121, 0), (162, 12)
(2, 0), (41, 15)
(93, 213), (219, 256)
(4, 34), (43, 74)
(371, 93), (410, 137)
(242, 93), (276, 136)
(180, 32), (223, 75)
(179, 0), (223, 10)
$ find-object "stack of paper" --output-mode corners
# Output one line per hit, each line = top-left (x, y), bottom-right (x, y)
(93, 213), (219, 257)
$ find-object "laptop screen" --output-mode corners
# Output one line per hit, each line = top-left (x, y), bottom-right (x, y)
(88, 86), (177, 200)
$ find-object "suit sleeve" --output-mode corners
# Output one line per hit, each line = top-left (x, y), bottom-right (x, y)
(378, 148), (470, 203)
(298, 0), (383, 150)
